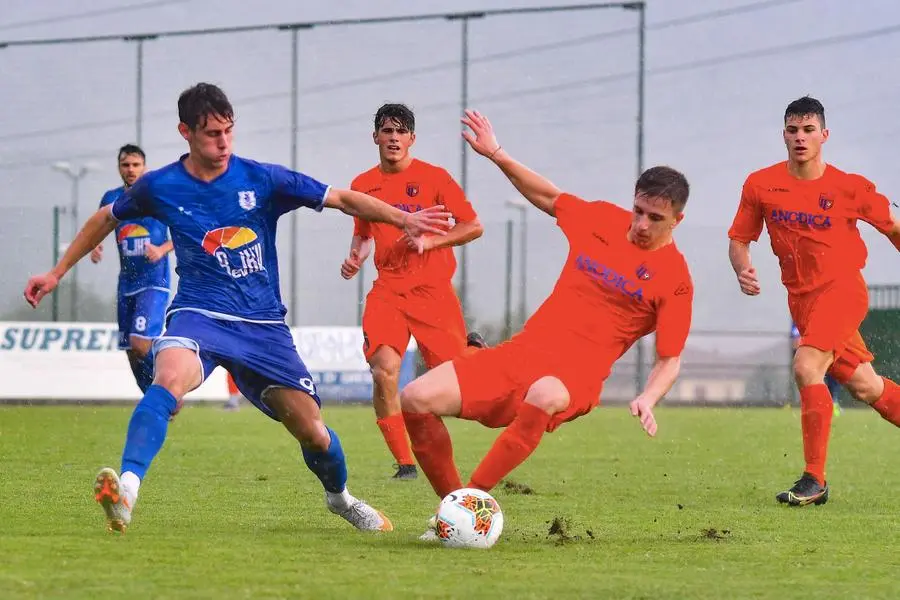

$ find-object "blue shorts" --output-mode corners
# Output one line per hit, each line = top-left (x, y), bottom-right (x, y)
(153, 310), (320, 420)
(117, 288), (169, 350)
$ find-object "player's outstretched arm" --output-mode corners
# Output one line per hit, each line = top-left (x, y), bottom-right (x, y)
(402, 218), (484, 252)
(90, 243), (104, 264)
(145, 240), (174, 263)
(728, 239), (760, 296)
(24, 205), (118, 307)
(461, 109), (561, 217)
(630, 355), (682, 437)
(884, 217), (900, 252)
(341, 235), (373, 280)
(850, 176), (900, 251)
(324, 188), (451, 253)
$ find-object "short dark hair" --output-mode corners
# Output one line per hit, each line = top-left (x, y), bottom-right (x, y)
(374, 103), (415, 132)
(635, 166), (690, 212)
(178, 82), (234, 130)
(117, 144), (145, 162)
(785, 95), (825, 128)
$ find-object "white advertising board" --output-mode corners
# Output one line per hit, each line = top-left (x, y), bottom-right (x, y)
(0, 322), (416, 403)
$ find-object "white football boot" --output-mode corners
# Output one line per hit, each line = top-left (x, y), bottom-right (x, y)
(93, 468), (134, 534)
(326, 492), (393, 532)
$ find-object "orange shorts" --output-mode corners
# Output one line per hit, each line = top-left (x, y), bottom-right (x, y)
(453, 340), (606, 432)
(362, 280), (467, 369)
(789, 273), (874, 382)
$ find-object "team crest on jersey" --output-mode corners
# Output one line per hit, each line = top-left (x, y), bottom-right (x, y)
(636, 263), (653, 281)
(406, 182), (419, 197)
(238, 190), (257, 211)
(818, 194), (834, 210)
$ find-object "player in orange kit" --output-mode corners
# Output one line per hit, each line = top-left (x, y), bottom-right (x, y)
(340, 104), (486, 480)
(400, 109), (694, 537)
(223, 371), (245, 411)
(729, 96), (900, 506)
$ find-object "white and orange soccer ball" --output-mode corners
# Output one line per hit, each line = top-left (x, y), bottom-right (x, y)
(434, 488), (504, 549)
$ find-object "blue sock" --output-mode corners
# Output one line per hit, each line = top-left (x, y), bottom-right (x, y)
(302, 427), (348, 493)
(120, 385), (178, 479)
(129, 354), (155, 394)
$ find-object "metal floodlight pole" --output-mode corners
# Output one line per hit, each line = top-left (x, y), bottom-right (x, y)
(460, 16), (470, 320)
(278, 24), (312, 326)
(504, 219), (514, 339)
(52, 206), (61, 322)
(506, 198), (528, 328)
(125, 35), (157, 146)
(624, 1), (647, 395)
(71, 176), (79, 320)
(520, 209), (528, 327)
(290, 27), (300, 326)
(447, 12), (485, 322)
(136, 39), (144, 144)
(51, 161), (96, 321)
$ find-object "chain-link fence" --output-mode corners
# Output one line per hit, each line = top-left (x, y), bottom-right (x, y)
(0, 5), (645, 322)
(2, 5), (866, 406)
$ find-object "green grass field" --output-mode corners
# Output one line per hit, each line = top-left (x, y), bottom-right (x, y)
(1, 404), (898, 599)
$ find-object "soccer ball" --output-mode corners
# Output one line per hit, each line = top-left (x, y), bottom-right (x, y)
(434, 488), (504, 549)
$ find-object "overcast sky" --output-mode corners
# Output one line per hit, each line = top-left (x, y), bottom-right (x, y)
(1, 0), (898, 355)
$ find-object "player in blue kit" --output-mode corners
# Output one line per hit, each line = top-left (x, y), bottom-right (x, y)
(91, 144), (173, 392)
(24, 82), (452, 535)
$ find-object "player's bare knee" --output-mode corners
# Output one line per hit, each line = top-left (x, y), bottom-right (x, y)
(297, 422), (331, 452)
(284, 408), (330, 450)
(524, 376), (570, 415)
(151, 366), (190, 400)
(370, 347), (401, 382)
(792, 355), (829, 387)
(844, 365), (883, 405)
(371, 362), (400, 392)
(152, 348), (201, 399)
(400, 377), (433, 414)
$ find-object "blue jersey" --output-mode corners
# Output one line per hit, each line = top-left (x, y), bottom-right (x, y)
(99, 187), (171, 296)
(111, 155), (329, 322)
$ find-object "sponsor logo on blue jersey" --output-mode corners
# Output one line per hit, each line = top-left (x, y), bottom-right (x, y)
(201, 226), (265, 279)
(117, 223), (151, 257)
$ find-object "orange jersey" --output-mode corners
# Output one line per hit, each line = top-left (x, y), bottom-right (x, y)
(729, 162), (895, 294)
(351, 159), (477, 287)
(518, 194), (693, 367)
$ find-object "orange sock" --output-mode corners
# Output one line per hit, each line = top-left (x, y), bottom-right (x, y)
(403, 412), (463, 498)
(468, 403), (551, 492)
(872, 377), (900, 426)
(376, 413), (414, 466)
(800, 383), (834, 486)
(227, 373), (239, 395)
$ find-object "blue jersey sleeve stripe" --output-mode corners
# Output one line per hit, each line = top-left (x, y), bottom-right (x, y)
(313, 185), (330, 213)
(109, 201), (125, 222)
